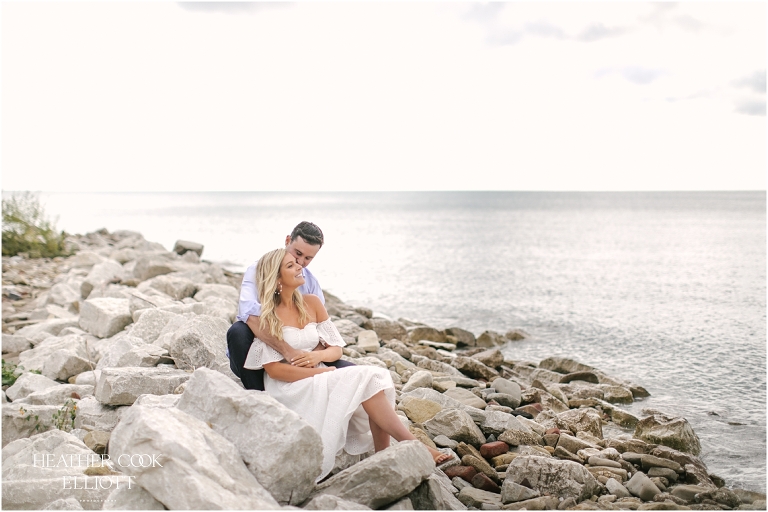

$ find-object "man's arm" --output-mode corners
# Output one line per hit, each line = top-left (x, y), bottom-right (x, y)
(246, 315), (308, 364)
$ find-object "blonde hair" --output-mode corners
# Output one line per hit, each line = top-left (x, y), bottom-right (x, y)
(256, 248), (310, 340)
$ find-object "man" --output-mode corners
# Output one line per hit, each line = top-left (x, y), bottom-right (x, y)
(226, 221), (354, 390)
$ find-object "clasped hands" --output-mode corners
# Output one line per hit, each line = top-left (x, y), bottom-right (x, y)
(286, 345), (334, 369)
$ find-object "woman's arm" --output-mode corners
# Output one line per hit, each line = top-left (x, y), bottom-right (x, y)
(263, 361), (335, 383)
(292, 294), (340, 367)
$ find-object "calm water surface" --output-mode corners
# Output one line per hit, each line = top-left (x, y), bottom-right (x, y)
(35, 191), (766, 492)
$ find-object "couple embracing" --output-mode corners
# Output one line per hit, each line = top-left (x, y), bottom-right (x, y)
(226, 222), (451, 481)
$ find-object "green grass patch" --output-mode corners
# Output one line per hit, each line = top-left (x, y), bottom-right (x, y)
(2, 191), (71, 258)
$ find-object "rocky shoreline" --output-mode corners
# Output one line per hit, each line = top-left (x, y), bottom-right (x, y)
(2, 229), (765, 511)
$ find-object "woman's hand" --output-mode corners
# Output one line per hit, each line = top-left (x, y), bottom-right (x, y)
(291, 351), (326, 368)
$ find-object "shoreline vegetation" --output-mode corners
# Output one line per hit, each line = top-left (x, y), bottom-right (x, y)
(1, 228), (765, 510)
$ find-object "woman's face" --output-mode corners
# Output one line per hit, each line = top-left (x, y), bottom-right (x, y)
(278, 251), (306, 289)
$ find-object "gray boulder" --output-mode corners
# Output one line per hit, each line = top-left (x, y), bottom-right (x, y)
(14, 384), (93, 406)
(176, 368), (323, 505)
(95, 367), (192, 406)
(79, 298), (132, 338)
(81, 260), (125, 299)
(5, 372), (60, 401)
(423, 409), (486, 447)
(108, 405), (280, 510)
(634, 412), (702, 455)
(168, 315), (231, 375)
(2, 403), (60, 446)
(73, 396), (126, 432)
(311, 440), (435, 509)
(408, 471), (467, 510)
(506, 455), (601, 502)
(363, 318), (407, 342)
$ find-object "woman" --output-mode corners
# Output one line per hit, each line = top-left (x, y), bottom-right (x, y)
(243, 248), (452, 481)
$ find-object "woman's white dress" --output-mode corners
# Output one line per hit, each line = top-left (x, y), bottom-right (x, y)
(243, 319), (395, 481)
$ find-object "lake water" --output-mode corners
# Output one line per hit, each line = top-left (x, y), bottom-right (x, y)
(34, 190), (767, 493)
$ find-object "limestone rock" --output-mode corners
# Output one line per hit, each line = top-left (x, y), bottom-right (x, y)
(444, 327), (476, 347)
(554, 408), (604, 439)
(193, 283), (239, 305)
(451, 356), (499, 381)
(177, 368), (322, 505)
(173, 239), (204, 256)
(501, 479), (541, 504)
(311, 440), (435, 509)
(423, 409), (486, 447)
(137, 274), (198, 301)
(73, 396), (126, 432)
(168, 315), (231, 374)
(443, 387), (487, 410)
(357, 330), (381, 353)
(81, 260), (125, 299)
(457, 487), (503, 509)
(2, 403), (60, 446)
(132, 255), (176, 282)
(95, 367), (192, 406)
(2, 334), (32, 354)
(479, 410), (532, 438)
(401, 370), (433, 393)
(472, 349), (504, 368)
(2, 429), (98, 480)
(14, 384), (93, 406)
(634, 412), (702, 455)
(475, 330), (505, 347)
(303, 494), (373, 510)
(412, 355), (463, 376)
(626, 471), (661, 501)
(506, 455), (601, 502)
(5, 372), (60, 401)
(79, 298), (132, 338)
(42, 349), (94, 381)
(108, 405), (280, 510)
(401, 396), (443, 424)
(363, 318), (407, 342)
(408, 471), (468, 510)
(408, 326), (446, 343)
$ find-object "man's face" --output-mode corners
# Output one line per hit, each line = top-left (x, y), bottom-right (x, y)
(284, 235), (321, 268)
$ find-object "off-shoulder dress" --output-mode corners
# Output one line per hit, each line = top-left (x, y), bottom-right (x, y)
(243, 319), (395, 481)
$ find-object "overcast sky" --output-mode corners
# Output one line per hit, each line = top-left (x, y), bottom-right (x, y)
(2, 1), (765, 191)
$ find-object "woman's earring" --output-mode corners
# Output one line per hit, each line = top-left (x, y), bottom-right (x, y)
(276, 283), (283, 295)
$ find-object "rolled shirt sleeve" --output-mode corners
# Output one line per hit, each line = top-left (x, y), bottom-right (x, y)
(236, 263), (262, 323)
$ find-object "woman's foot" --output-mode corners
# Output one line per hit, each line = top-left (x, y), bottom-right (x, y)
(427, 446), (453, 465)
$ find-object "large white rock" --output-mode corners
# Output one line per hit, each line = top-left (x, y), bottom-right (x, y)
(81, 260), (125, 299)
(18, 334), (95, 374)
(42, 349), (94, 381)
(408, 471), (467, 510)
(2, 403), (60, 446)
(2, 477), (134, 510)
(14, 318), (80, 346)
(108, 405), (280, 510)
(79, 298), (132, 338)
(401, 370), (433, 393)
(137, 274), (199, 301)
(480, 410), (533, 437)
(116, 345), (172, 368)
(356, 330), (381, 353)
(5, 372), (60, 401)
(73, 396), (126, 432)
(192, 283), (239, 305)
(168, 315), (231, 374)
(96, 336), (148, 369)
(14, 384), (94, 406)
(311, 440), (435, 509)
(505, 455), (601, 502)
(176, 368), (323, 505)
(303, 494), (372, 510)
(127, 309), (179, 344)
(132, 255), (176, 282)
(3, 334), (32, 354)
(2, 429), (101, 481)
(95, 367), (192, 406)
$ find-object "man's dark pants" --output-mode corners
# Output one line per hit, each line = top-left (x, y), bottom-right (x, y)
(227, 321), (356, 391)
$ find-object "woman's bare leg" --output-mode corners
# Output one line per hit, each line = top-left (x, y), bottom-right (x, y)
(369, 418), (391, 452)
(362, 390), (451, 464)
